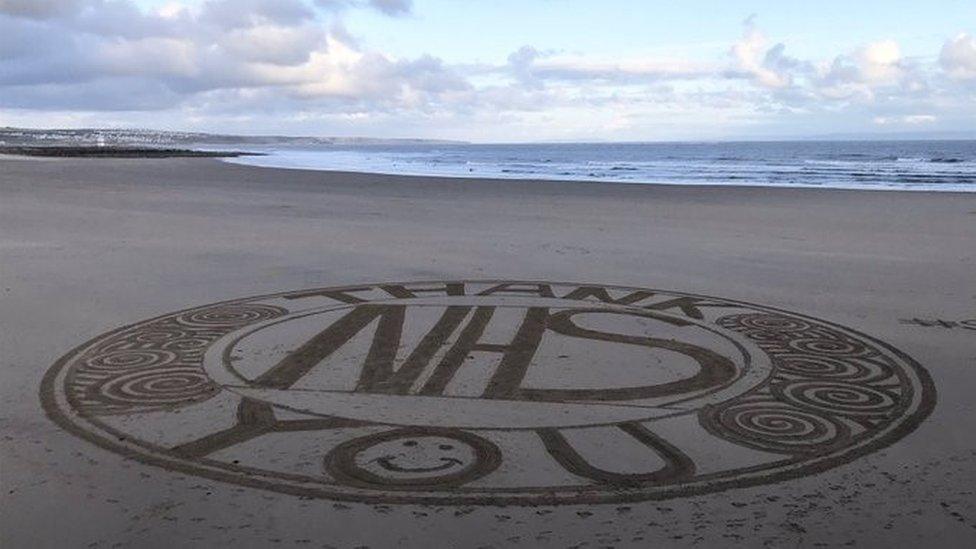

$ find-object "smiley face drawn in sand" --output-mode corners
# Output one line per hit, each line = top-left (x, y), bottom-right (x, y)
(372, 437), (466, 474)
(325, 428), (502, 489)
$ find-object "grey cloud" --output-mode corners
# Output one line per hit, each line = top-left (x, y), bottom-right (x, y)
(818, 56), (861, 87)
(0, 0), (85, 19)
(0, 0), (460, 115)
(506, 46), (543, 87)
(219, 24), (327, 66)
(314, 0), (411, 16)
(0, 77), (184, 111)
(0, 15), (64, 59)
(508, 45), (540, 68)
(200, 0), (315, 30)
(763, 44), (807, 78)
(2, 0), (192, 39)
(368, 0), (412, 16)
(531, 64), (706, 83)
(729, 18), (793, 88)
(504, 45), (710, 86)
(396, 55), (470, 93)
(77, 2), (188, 39)
(289, 51), (469, 105)
(328, 21), (361, 49)
(940, 33), (976, 79)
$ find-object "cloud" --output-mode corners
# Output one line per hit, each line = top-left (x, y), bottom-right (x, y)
(507, 45), (541, 83)
(200, 0), (315, 30)
(314, 0), (411, 16)
(940, 33), (976, 79)
(0, 0), (85, 19)
(809, 39), (925, 104)
(0, 77), (185, 111)
(287, 40), (469, 102)
(725, 19), (928, 111)
(730, 16), (795, 88)
(0, 0), (450, 114)
(0, 3), (971, 140)
(220, 24), (327, 65)
(368, 0), (412, 16)
(852, 40), (904, 84)
(873, 114), (937, 125)
(509, 50), (712, 84)
(573, 59), (702, 81)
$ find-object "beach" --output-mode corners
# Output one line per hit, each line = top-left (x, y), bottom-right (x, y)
(2, 156), (975, 547)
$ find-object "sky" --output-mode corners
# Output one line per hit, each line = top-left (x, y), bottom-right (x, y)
(0, 0), (974, 142)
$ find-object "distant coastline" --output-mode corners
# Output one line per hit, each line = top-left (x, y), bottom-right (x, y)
(3, 126), (974, 148)
(0, 127), (465, 148)
(0, 146), (261, 159)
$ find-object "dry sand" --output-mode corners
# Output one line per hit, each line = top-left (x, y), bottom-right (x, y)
(1, 156), (974, 547)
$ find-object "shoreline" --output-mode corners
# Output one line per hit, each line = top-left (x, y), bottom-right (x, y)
(220, 155), (976, 194)
(218, 157), (976, 195)
(3, 153), (974, 195)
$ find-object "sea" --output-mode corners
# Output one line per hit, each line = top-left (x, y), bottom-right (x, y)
(223, 140), (976, 192)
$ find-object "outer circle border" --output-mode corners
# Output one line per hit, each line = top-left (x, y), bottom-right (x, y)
(40, 280), (937, 506)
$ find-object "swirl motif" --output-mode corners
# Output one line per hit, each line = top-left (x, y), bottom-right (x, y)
(159, 336), (212, 352)
(785, 336), (876, 358)
(83, 349), (178, 371)
(704, 401), (850, 454)
(130, 327), (194, 345)
(89, 367), (215, 407)
(66, 302), (287, 415)
(730, 314), (815, 333)
(706, 312), (908, 455)
(174, 304), (287, 328)
(773, 381), (898, 416)
(775, 354), (892, 382)
(87, 336), (141, 355)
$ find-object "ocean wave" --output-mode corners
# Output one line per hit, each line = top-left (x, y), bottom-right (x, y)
(223, 143), (976, 192)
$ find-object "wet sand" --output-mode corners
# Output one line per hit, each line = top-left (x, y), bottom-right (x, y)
(1, 156), (975, 547)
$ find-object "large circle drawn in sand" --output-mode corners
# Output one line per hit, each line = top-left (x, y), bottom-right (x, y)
(41, 281), (935, 505)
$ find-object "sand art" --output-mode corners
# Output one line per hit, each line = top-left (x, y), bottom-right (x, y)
(42, 281), (934, 505)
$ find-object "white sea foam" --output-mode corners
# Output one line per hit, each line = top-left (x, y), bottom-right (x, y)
(223, 142), (976, 192)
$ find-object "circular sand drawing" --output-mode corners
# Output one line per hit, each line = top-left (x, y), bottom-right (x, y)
(42, 281), (934, 505)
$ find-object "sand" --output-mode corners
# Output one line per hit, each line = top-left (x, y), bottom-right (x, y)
(1, 156), (974, 547)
